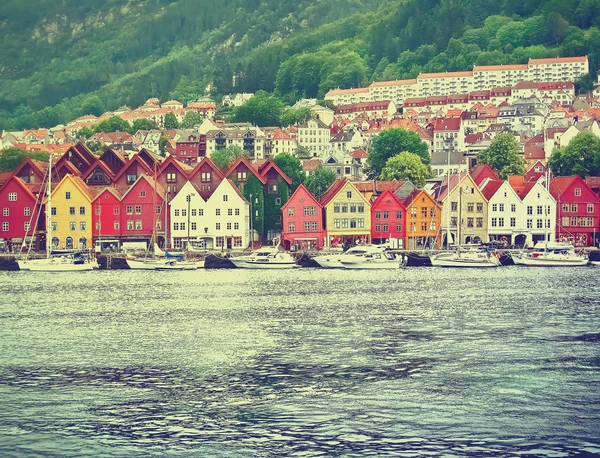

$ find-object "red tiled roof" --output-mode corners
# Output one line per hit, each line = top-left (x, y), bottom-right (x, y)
(529, 56), (587, 65)
(433, 118), (461, 131)
(319, 178), (348, 206)
(473, 64), (528, 72)
(549, 176), (579, 197)
(524, 144), (545, 160)
(480, 179), (504, 200)
(303, 159), (322, 172)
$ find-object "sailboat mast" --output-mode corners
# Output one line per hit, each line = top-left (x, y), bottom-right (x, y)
(458, 183), (462, 254)
(46, 155), (53, 258)
(445, 148), (451, 249)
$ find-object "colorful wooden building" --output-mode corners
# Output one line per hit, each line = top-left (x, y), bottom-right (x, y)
(370, 190), (407, 248)
(281, 184), (325, 251)
(402, 189), (442, 249)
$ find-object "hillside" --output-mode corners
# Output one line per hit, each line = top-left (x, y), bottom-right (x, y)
(1, 0), (599, 131)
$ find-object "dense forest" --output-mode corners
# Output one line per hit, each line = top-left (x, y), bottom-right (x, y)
(1, 0), (600, 131)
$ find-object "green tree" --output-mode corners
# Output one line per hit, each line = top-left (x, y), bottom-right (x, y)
(93, 116), (132, 134)
(232, 93), (284, 126)
(280, 108), (311, 127)
(159, 135), (169, 157)
(212, 145), (248, 170)
(0, 148), (48, 171)
(295, 146), (313, 159)
(274, 153), (304, 192)
(380, 152), (433, 188)
(548, 131), (600, 177)
(181, 110), (202, 128)
(367, 128), (430, 178)
(478, 133), (526, 179)
(304, 165), (336, 198)
(131, 119), (157, 132)
(79, 95), (105, 117)
(77, 127), (94, 139)
(163, 112), (179, 129)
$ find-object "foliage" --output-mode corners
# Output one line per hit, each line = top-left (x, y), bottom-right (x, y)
(280, 107), (311, 127)
(211, 145), (247, 170)
(367, 128), (430, 178)
(159, 135), (169, 157)
(181, 110), (202, 128)
(77, 127), (94, 139)
(0, 147), (49, 171)
(304, 165), (336, 198)
(295, 146), (313, 159)
(93, 116), (132, 134)
(163, 112), (179, 129)
(234, 174), (264, 241)
(232, 92), (284, 126)
(131, 119), (157, 132)
(478, 133), (526, 179)
(548, 131), (600, 177)
(380, 152), (433, 188)
(274, 153), (304, 192)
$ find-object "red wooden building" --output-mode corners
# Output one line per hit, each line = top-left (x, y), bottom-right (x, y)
(550, 176), (600, 247)
(91, 188), (123, 249)
(281, 184), (325, 251)
(370, 189), (407, 248)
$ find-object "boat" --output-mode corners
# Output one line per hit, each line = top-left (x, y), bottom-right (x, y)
(339, 245), (401, 269)
(18, 155), (97, 271)
(312, 245), (380, 268)
(512, 242), (588, 267)
(229, 243), (298, 269)
(430, 247), (501, 268)
(126, 244), (201, 270)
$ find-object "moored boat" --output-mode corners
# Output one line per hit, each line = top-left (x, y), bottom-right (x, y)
(339, 246), (400, 269)
(512, 242), (587, 267)
(429, 250), (501, 268)
(229, 245), (298, 269)
(312, 245), (378, 268)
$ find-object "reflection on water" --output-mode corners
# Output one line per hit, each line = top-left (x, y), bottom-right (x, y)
(0, 268), (599, 457)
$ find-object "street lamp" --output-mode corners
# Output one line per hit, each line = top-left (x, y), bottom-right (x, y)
(186, 193), (195, 249)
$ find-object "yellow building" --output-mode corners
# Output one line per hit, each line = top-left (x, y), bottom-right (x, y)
(48, 175), (93, 250)
(320, 178), (372, 248)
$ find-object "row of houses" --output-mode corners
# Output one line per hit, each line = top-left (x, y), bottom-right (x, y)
(325, 56), (589, 106)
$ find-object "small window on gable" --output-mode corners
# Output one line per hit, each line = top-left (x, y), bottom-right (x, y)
(574, 188), (581, 196)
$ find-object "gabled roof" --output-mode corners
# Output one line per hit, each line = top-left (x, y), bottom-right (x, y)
(91, 186), (123, 202)
(479, 179), (504, 200)
(120, 174), (166, 201)
(82, 159), (117, 182)
(470, 164), (499, 186)
(257, 159), (292, 185)
(113, 154), (154, 182)
(71, 142), (97, 165)
(225, 157), (267, 184)
(319, 178), (349, 206)
(52, 174), (94, 201)
(281, 184), (321, 211)
(371, 189), (407, 209)
(189, 157), (225, 180)
(53, 158), (82, 178)
(12, 157), (49, 179)
(0, 175), (39, 202)
(137, 148), (162, 168)
(549, 176), (590, 198)
(157, 155), (193, 177)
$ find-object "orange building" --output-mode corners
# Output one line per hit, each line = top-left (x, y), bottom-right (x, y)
(402, 189), (442, 249)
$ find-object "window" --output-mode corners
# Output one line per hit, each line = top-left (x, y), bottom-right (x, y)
(375, 224), (381, 232)
(527, 206), (533, 215)
(304, 222), (311, 232)
(304, 206), (317, 217)
(275, 197), (281, 205)
(492, 204), (497, 212)
(537, 219), (543, 228)
(396, 211), (402, 219)
(237, 171), (247, 181)
(334, 204), (340, 213)
(430, 222), (436, 231)
(411, 222), (416, 232)
(140, 191), (146, 198)
(467, 203), (474, 212)
(70, 222), (76, 231)
(201, 172), (211, 183)
(181, 209), (187, 217)
(527, 219), (533, 229)
(174, 209), (181, 217)
(180, 222), (186, 231)
(510, 217), (516, 227)
(334, 219), (340, 229)
(498, 217), (504, 227)
(476, 217), (483, 228)
(2, 208), (8, 217)
(347, 191), (352, 198)
(375, 211), (381, 219)
(114, 206), (120, 215)
(477, 203), (483, 213)
(571, 204), (578, 212)
(69, 207), (76, 216)
(51, 207), (57, 216)
(420, 208), (427, 217)
(191, 222), (197, 231)
(358, 204), (364, 213)
(499, 204), (504, 212)
(270, 184), (278, 194)
(95, 207), (101, 216)
(467, 217), (474, 227)
(411, 207), (417, 216)
(52, 222), (58, 231)
(570, 217), (578, 226)
(216, 236), (224, 248)
(234, 222), (239, 230)
(199, 209), (204, 216)
(511, 204), (516, 212)
(65, 192), (70, 200)
(216, 209), (220, 216)
(126, 206), (133, 215)
(341, 219), (348, 228)
(166, 173), (176, 183)
(173, 222), (179, 231)
(562, 203), (569, 212)
(575, 188), (581, 196)
(382, 223), (388, 232)
(288, 207), (295, 217)
(114, 222), (120, 230)
(8, 192), (17, 201)
(226, 222), (232, 230)
(491, 218), (497, 227)
(349, 203), (356, 213)
(216, 223), (221, 230)
(192, 209), (197, 217)
(2, 222), (8, 231)
(223, 195), (228, 202)
(79, 207), (86, 215)
(451, 217), (458, 227)
(537, 206), (543, 215)
(80, 221), (86, 230)
(135, 206), (142, 215)
(451, 201), (458, 211)
(421, 222), (427, 231)
(126, 175), (136, 184)
(588, 204), (594, 213)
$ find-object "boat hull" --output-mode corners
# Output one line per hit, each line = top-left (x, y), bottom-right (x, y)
(18, 259), (97, 271)
(340, 261), (399, 269)
(126, 258), (200, 270)
(430, 259), (500, 267)
(312, 257), (344, 268)
(242, 261), (298, 269)
(512, 257), (588, 267)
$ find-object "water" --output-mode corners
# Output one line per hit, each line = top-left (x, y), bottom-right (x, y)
(1, 267), (599, 457)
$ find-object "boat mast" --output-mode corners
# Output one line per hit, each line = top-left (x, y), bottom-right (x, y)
(46, 155), (53, 258)
(445, 148), (451, 249)
(457, 181), (462, 255)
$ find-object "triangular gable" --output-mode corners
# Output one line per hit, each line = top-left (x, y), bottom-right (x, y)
(53, 159), (82, 180)
(120, 174), (166, 202)
(189, 157), (225, 181)
(91, 186), (123, 203)
(0, 175), (39, 202)
(137, 148), (160, 168)
(319, 178), (370, 207)
(258, 160), (292, 185)
(157, 155), (193, 178)
(114, 154), (154, 182)
(371, 189), (407, 210)
(72, 142), (97, 165)
(11, 158), (49, 182)
(282, 184), (322, 211)
(225, 157), (267, 184)
(173, 181), (209, 204)
(82, 160), (117, 183)
(98, 147), (126, 174)
(51, 174), (94, 203)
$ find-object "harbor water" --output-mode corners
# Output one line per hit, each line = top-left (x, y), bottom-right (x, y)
(1, 267), (599, 457)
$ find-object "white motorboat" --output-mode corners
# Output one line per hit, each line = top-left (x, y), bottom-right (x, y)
(339, 246), (400, 269)
(229, 245), (298, 269)
(512, 242), (588, 267)
(126, 257), (200, 270)
(312, 245), (378, 268)
(430, 248), (501, 268)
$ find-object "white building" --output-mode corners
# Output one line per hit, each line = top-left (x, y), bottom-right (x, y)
(170, 180), (250, 250)
(297, 118), (331, 156)
(416, 71), (474, 97)
(205, 125), (266, 160)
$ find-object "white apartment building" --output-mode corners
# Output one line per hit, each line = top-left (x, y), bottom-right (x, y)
(297, 118), (331, 156)
(528, 56), (589, 83)
(324, 87), (371, 106)
(416, 71), (474, 97)
(368, 79), (418, 106)
(170, 180), (250, 250)
(473, 64), (529, 90)
(205, 126), (266, 160)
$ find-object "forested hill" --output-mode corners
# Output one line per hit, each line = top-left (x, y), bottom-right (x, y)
(1, 0), (600, 131)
